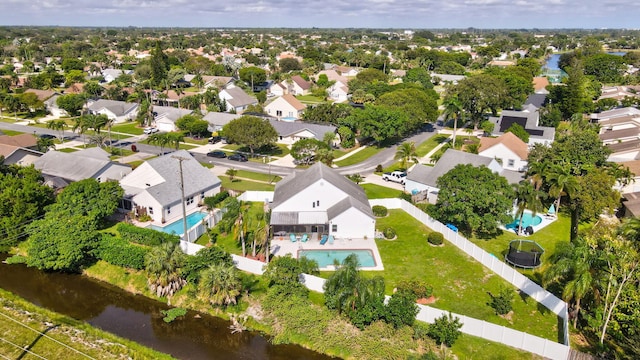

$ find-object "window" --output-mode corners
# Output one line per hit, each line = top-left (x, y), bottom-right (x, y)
(312, 202), (315, 208)
(316, 200), (320, 207)
(507, 159), (515, 167)
(148, 207), (154, 215)
(201, 191), (205, 199)
(332, 224), (337, 232)
(276, 110), (282, 116)
(167, 206), (171, 214)
(186, 196), (194, 205)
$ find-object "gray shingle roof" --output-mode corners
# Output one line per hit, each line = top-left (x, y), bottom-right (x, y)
(153, 105), (193, 123)
(88, 99), (138, 117)
(271, 162), (372, 217)
(223, 87), (257, 108)
(34, 148), (127, 182)
(407, 149), (494, 188)
(123, 150), (221, 207)
(203, 111), (241, 128)
(268, 120), (336, 140)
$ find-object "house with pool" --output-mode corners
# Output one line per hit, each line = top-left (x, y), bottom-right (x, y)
(269, 162), (383, 270)
(118, 150), (221, 238)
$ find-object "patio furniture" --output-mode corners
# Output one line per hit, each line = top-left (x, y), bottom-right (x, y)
(328, 235), (334, 245)
(301, 234), (308, 242)
(319, 234), (328, 245)
(290, 233), (297, 242)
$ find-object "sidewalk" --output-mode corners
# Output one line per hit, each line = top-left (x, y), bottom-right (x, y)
(418, 133), (452, 164)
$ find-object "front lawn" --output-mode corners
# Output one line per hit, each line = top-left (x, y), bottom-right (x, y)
(334, 146), (383, 167)
(416, 134), (450, 157)
(111, 122), (145, 135)
(361, 183), (403, 199)
(371, 210), (559, 341)
(234, 169), (282, 183)
(220, 176), (276, 192)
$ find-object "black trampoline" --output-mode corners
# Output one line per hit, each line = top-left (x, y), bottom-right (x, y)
(505, 239), (544, 269)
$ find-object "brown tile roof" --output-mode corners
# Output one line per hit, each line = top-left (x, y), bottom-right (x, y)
(24, 89), (57, 101)
(291, 75), (311, 90)
(532, 77), (549, 92)
(599, 128), (640, 142)
(281, 94), (306, 111)
(0, 134), (37, 148)
(0, 144), (18, 157)
(619, 160), (640, 178)
(478, 132), (529, 160)
(64, 83), (84, 94)
(606, 139), (640, 153)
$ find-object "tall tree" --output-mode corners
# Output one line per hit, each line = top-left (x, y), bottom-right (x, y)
(198, 264), (242, 307)
(442, 95), (463, 147)
(150, 41), (169, 86)
(224, 115), (277, 155)
(46, 119), (67, 141)
(145, 242), (187, 297)
(513, 181), (545, 233)
(394, 141), (418, 171)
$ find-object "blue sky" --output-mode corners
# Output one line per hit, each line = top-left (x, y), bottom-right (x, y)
(0, 0), (637, 29)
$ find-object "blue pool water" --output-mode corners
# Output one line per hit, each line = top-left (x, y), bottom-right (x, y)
(149, 212), (208, 235)
(505, 212), (542, 230)
(298, 249), (376, 268)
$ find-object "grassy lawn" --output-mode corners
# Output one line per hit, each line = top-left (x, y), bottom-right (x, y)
(361, 183), (403, 199)
(0, 129), (23, 136)
(369, 210), (559, 341)
(214, 202), (264, 255)
(111, 122), (145, 135)
(296, 95), (325, 104)
(234, 169), (282, 183)
(222, 143), (290, 158)
(220, 176), (276, 192)
(109, 148), (136, 160)
(57, 147), (79, 153)
(127, 159), (146, 169)
(334, 146), (383, 167)
(183, 137), (209, 145)
(451, 333), (543, 360)
(416, 134), (450, 157)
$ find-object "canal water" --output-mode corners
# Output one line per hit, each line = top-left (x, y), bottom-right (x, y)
(0, 254), (334, 360)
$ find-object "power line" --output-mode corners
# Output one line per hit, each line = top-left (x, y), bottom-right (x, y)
(0, 311), (96, 360)
(0, 336), (48, 360)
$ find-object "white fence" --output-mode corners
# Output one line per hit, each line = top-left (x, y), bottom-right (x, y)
(238, 191), (274, 203)
(179, 240), (205, 255)
(231, 255), (266, 275)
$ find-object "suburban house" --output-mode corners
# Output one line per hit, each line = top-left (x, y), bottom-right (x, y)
(264, 94), (306, 121)
(152, 105), (194, 132)
(532, 77), (550, 94)
(268, 82), (286, 97)
(405, 149), (524, 204)
(315, 69), (349, 85)
(327, 81), (349, 103)
(0, 144), (42, 166)
(202, 75), (234, 89)
(101, 68), (133, 83)
(431, 73), (465, 85)
(478, 132), (529, 172)
(598, 86), (640, 102)
(24, 89), (57, 103)
(44, 94), (68, 117)
(0, 133), (38, 150)
(268, 119), (336, 145)
(87, 99), (139, 123)
(269, 162), (375, 240)
(591, 107), (640, 162)
(203, 111), (241, 133)
(34, 148), (131, 188)
(218, 86), (258, 114)
(488, 105), (555, 145)
(282, 75), (311, 96)
(119, 150), (221, 224)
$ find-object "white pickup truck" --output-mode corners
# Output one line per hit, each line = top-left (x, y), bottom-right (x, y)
(382, 171), (407, 185)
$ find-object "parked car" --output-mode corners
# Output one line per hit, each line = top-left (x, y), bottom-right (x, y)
(143, 127), (159, 134)
(208, 136), (221, 144)
(39, 134), (56, 140)
(228, 154), (248, 162)
(207, 150), (227, 158)
(382, 170), (407, 185)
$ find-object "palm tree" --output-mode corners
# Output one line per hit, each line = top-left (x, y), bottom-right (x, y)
(232, 201), (251, 257)
(89, 133), (109, 149)
(193, 74), (204, 91)
(147, 133), (169, 154)
(513, 181), (546, 233)
(144, 242), (187, 298)
(546, 164), (579, 214)
(72, 116), (89, 146)
(36, 137), (55, 153)
(198, 264), (242, 307)
(394, 141), (418, 171)
(543, 238), (596, 328)
(526, 160), (549, 191)
(47, 119), (67, 142)
(442, 95), (463, 148)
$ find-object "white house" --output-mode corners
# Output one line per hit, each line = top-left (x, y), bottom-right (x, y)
(268, 82), (286, 97)
(101, 68), (133, 83)
(203, 111), (241, 133)
(327, 81), (349, 103)
(405, 149), (523, 204)
(264, 94), (306, 121)
(478, 132), (529, 172)
(218, 86), (258, 114)
(281, 75), (311, 96)
(152, 105), (193, 132)
(488, 105), (555, 145)
(34, 148), (131, 188)
(87, 99), (139, 123)
(119, 150), (221, 224)
(268, 119), (336, 146)
(270, 162), (375, 240)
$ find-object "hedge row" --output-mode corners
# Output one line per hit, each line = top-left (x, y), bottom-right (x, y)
(96, 234), (149, 270)
(117, 223), (180, 246)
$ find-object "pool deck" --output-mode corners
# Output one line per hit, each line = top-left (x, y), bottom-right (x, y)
(270, 236), (385, 271)
(501, 209), (557, 236)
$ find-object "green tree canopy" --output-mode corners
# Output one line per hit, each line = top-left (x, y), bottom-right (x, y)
(48, 179), (123, 225)
(505, 123), (530, 143)
(239, 66), (267, 88)
(290, 138), (331, 165)
(56, 93), (86, 116)
(223, 115), (278, 154)
(376, 88), (439, 129)
(436, 164), (515, 236)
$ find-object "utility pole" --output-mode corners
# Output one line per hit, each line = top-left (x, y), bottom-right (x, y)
(172, 155), (189, 242)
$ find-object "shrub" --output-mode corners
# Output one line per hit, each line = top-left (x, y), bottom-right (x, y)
(182, 246), (233, 284)
(397, 280), (433, 300)
(203, 191), (229, 209)
(427, 313), (463, 347)
(383, 227), (396, 239)
(375, 164), (384, 173)
(96, 233), (149, 270)
(427, 232), (444, 246)
(4, 255), (26, 264)
(161, 307), (187, 323)
(398, 192), (412, 202)
(489, 287), (514, 315)
(412, 321), (431, 340)
(138, 213), (152, 222)
(117, 223), (180, 247)
(372, 205), (388, 217)
(384, 291), (419, 328)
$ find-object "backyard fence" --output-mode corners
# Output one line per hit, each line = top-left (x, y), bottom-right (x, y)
(238, 191), (274, 203)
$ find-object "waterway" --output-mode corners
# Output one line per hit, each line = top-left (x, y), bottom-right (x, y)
(0, 254), (334, 360)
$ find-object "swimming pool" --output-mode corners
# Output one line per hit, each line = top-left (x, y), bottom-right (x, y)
(505, 212), (543, 230)
(298, 249), (376, 268)
(148, 212), (208, 235)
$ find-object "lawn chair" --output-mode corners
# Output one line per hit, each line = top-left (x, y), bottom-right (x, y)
(328, 235), (335, 245)
(290, 233), (297, 242)
(301, 234), (308, 242)
(319, 234), (328, 245)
